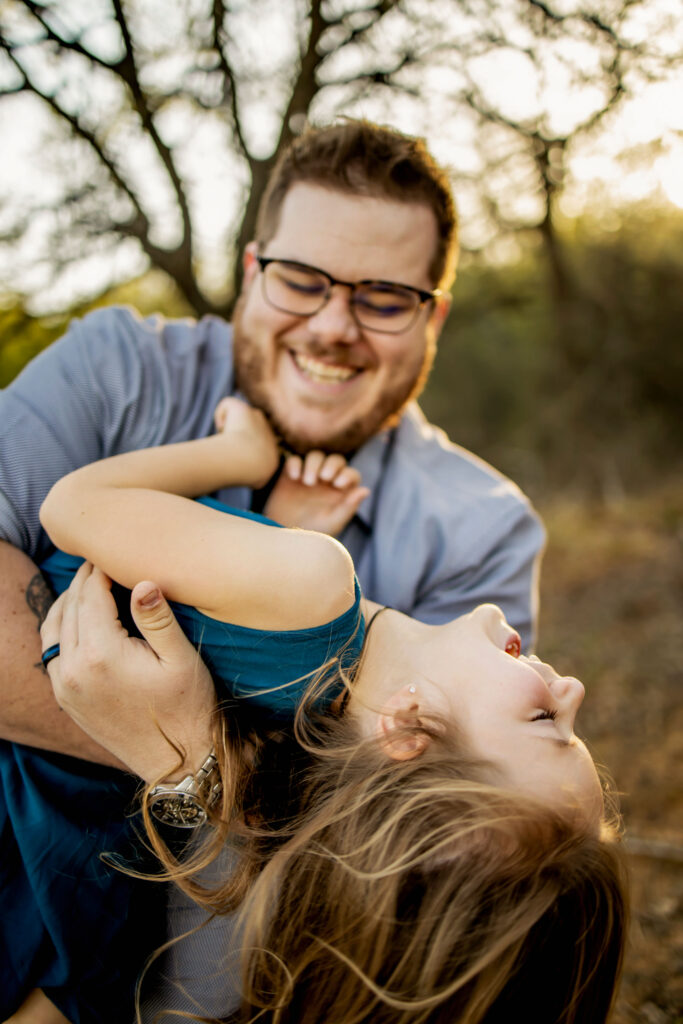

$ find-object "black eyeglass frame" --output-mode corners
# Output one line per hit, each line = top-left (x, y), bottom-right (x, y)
(255, 256), (442, 334)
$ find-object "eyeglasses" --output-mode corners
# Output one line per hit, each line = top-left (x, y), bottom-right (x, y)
(256, 256), (441, 335)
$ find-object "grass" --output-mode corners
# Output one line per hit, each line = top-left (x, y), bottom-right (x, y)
(537, 477), (683, 1023)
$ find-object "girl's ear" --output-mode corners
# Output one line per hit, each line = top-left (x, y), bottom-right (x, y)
(377, 686), (431, 762)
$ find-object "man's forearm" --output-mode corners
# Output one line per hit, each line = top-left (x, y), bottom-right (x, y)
(0, 540), (124, 766)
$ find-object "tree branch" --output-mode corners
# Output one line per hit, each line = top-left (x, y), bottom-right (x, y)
(18, 0), (118, 73)
(211, 0), (249, 160)
(109, 0), (193, 258)
(230, 0), (330, 299)
(0, 38), (148, 225)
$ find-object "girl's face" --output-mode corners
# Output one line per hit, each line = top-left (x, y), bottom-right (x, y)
(356, 604), (604, 825)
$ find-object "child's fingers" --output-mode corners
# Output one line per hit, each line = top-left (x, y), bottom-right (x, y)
(345, 485), (371, 510)
(302, 450), (325, 486)
(332, 466), (363, 490)
(284, 455), (303, 481)
(213, 397), (232, 430)
(324, 485), (371, 536)
(318, 454), (347, 482)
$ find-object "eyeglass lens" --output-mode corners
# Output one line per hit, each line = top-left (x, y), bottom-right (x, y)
(262, 261), (421, 333)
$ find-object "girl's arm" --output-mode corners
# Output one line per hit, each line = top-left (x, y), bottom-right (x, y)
(40, 401), (356, 631)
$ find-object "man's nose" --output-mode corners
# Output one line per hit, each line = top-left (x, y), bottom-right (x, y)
(305, 286), (361, 344)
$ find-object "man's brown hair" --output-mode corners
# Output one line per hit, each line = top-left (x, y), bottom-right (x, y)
(255, 120), (458, 289)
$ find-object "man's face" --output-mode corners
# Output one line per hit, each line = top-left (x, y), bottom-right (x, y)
(233, 183), (450, 454)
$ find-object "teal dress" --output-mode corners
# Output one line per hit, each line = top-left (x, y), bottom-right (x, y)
(0, 500), (365, 1024)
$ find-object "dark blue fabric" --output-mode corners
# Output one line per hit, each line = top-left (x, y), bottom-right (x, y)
(1, 500), (364, 1021)
(0, 744), (165, 1023)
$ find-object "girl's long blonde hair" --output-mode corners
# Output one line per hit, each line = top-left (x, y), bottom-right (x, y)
(141, 676), (628, 1024)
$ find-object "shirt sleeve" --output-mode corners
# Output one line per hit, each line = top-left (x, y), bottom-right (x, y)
(0, 308), (164, 558)
(410, 502), (545, 653)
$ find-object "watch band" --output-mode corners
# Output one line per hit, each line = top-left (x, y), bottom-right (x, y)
(148, 748), (222, 828)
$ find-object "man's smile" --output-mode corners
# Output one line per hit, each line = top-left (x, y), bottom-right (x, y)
(290, 350), (362, 385)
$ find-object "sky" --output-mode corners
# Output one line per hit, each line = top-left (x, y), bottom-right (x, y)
(0, 0), (681, 313)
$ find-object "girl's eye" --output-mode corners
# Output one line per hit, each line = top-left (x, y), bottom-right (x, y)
(532, 709), (558, 722)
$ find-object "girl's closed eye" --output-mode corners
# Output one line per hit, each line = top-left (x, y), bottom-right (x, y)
(532, 709), (558, 721)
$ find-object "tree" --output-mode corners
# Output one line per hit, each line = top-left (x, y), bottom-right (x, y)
(444, 0), (681, 369)
(0, 0), (678, 317)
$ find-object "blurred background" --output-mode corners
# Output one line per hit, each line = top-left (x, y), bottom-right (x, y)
(1, 2), (681, 1019)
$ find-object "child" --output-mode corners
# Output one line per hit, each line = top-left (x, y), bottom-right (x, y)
(3, 400), (625, 1024)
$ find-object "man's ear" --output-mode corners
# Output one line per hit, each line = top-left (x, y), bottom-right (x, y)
(242, 241), (260, 286)
(377, 685), (431, 762)
(430, 293), (452, 340)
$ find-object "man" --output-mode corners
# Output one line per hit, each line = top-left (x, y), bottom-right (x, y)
(0, 120), (543, 769)
(0, 120), (544, 1017)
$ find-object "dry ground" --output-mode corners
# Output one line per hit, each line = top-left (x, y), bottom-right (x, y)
(537, 478), (682, 1023)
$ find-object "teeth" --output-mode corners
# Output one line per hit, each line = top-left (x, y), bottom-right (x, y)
(293, 352), (357, 383)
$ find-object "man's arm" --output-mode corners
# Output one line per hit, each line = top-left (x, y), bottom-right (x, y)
(0, 540), (122, 764)
(0, 308), (229, 761)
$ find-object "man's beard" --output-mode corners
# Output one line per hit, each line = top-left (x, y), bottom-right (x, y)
(232, 297), (435, 456)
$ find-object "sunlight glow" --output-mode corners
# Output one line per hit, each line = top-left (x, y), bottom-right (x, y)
(661, 158), (683, 210)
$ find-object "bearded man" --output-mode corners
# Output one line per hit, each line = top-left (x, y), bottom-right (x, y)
(0, 122), (543, 769)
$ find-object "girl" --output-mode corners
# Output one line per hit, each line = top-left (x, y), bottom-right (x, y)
(4, 400), (626, 1023)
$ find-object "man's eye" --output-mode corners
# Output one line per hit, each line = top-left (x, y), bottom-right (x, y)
(355, 287), (413, 317)
(531, 709), (558, 721)
(283, 276), (326, 296)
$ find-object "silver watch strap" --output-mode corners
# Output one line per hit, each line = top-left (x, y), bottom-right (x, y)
(172, 748), (222, 801)
(148, 747), (223, 828)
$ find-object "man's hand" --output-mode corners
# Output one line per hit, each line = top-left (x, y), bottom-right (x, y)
(41, 563), (215, 783)
(264, 452), (370, 536)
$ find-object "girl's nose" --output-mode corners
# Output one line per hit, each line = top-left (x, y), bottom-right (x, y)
(551, 674), (585, 710)
(552, 676), (585, 741)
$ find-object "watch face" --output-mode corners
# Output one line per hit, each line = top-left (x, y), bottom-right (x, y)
(149, 791), (208, 828)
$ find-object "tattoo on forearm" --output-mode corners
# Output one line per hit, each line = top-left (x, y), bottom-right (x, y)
(26, 572), (54, 631)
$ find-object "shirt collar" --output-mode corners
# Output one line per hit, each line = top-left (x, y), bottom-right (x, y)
(348, 426), (395, 528)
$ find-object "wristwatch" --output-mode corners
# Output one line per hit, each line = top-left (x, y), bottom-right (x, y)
(148, 748), (222, 828)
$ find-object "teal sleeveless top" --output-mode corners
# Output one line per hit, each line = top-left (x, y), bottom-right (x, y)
(40, 499), (366, 718)
(0, 501), (365, 1022)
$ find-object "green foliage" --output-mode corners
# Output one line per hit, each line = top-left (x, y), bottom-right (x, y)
(0, 272), (193, 388)
(0, 301), (70, 389)
(422, 212), (683, 499)
(3, 213), (681, 499)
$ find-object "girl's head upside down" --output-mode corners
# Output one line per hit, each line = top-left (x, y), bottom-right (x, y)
(146, 603), (626, 1024)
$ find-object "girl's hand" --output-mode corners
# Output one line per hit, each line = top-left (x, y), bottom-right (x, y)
(264, 452), (370, 536)
(214, 397), (280, 488)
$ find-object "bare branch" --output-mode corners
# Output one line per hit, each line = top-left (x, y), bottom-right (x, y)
(109, 0), (193, 256)
(210, 0), (249, 160)
(322, 0), (401, 54)
(231, 0), (330, 288)
(18, 0), (118, 73)
(0, 38), (148, 223)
